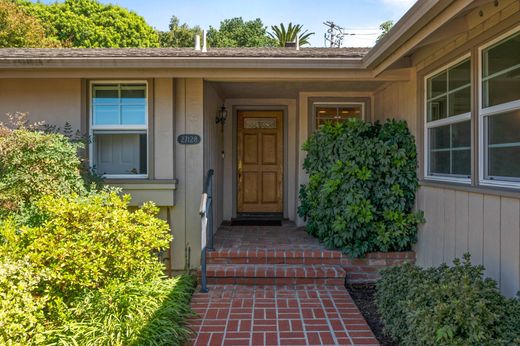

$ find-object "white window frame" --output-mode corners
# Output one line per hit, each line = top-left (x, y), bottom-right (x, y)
(478, 26), (520, 189)
(313, 102), (365, 129)
(424, 54), (472, 184)
(89, 80), (149, 179)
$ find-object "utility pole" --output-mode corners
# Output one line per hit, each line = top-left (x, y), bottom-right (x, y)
(323, 21), (345, 48)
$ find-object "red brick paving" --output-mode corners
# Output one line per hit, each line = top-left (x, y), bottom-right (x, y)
(189, 224), (380, 345)
(189, 285), (379, 346)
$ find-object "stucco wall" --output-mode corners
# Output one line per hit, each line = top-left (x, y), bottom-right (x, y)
(0, 78), (82, 130)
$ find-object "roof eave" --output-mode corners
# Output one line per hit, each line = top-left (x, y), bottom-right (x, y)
(362, 0), (474, 72)
(0, 56), (365, 70)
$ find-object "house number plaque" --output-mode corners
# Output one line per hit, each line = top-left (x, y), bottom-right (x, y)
(177, 134), (201, 145)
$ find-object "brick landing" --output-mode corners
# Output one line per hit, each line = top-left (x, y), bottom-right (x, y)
(190, 223), (383, 345)
(189, 285), (379, 346)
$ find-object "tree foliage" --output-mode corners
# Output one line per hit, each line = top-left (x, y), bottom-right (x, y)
(298, 119), (423, 257)
(0, 0), (57, 47)
(158, 15), (201, 47)
(377, 20), (394, 42)
(207, 17), (274, 47)
(17, 0), (159, 47)
(269, 22), (314, 47)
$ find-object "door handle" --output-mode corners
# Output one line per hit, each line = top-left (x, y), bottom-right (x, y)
(238, 160), (242, 181)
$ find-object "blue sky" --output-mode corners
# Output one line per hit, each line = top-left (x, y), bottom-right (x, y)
(34, 0), (416, 47)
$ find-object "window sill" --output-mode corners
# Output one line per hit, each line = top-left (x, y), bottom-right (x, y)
(105, 179), (178, 206)
(420, 179), (520, 199)
(423, 176), (471, 185)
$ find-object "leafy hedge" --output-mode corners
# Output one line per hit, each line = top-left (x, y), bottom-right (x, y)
(376, 254), (520, 345)
(0, 118), (85, 221)
(0, 121), (195, 345)
(298, 119), (423, 257)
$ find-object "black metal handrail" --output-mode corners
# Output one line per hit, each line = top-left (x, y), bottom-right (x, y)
(199, 169), (214, 293)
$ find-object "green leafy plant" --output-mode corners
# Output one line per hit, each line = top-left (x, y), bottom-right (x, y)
(45, 275), (196, 346)
(5, 190), (171, 298)
(269, 22), (314, 46)
(298, 118), (423, 257)
(0, 113), (86, 221)
(375, 254), (520, 345)
(0, 257), (48, 345)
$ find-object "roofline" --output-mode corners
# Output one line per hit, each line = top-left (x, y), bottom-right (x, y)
(0, 0), (477, 73)
(0, 56), (365, 70)
(362, 0), (476, 72)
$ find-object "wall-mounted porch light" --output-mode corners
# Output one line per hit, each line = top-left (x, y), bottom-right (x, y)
(216, 105), (228, 127)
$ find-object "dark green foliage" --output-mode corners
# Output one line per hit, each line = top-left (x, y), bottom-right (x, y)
(298, 118), (423, 257)
(17, 0), (159, 47)
(375, 254), (520, 345)
(207, 17), (275, 47)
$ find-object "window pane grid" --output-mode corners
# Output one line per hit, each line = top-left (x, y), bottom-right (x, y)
(90, 82), (148, 177)
(92, 84), (147, 127)
(314, 104), (363, 128)
(426, 83), (471, 102)
(481, 31), (520, 184)
(426, 58), (471, 180)
(482, 63), (520, 82)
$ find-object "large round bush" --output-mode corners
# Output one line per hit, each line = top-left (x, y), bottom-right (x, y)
(298, 119), (423, 257)
(0, 119), (85, 219)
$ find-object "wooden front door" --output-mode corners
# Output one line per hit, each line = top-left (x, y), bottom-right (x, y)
(237, 111), (283, 213)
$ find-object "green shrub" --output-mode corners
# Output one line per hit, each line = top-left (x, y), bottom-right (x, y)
(0, 257), (48, 345)
(375, 254), (520, 345)
(0, 117), (86, 221)
(3, 190), (172, 298)
(45, 275), (196, 346)
(298, 119), (423, 257)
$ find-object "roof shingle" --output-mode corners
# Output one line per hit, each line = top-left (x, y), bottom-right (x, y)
(0, 47), (371, 59)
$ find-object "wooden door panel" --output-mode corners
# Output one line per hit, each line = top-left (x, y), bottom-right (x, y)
(237, 111), (283, 213)
(261, 172), (277, 203)
(243, 172), (259, 203)
(243, 134), (259, 164)
(261, 134), (277, 165)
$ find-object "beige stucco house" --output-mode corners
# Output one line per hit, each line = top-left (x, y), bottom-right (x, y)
(1, 0), (519, 295)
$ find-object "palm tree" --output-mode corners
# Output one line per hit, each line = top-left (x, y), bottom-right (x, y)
(269, 23), (314, 47)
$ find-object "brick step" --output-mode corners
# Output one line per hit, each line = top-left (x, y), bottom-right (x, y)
(206, 248), (342, 265)
(200, 264), (346, 285)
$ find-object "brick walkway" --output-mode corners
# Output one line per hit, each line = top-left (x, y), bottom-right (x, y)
(189, 224), (380, 345)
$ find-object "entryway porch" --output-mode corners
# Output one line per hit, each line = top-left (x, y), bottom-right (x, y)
(190, 223), (381, 345)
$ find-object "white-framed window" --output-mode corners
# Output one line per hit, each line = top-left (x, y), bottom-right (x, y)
(90, 81), (148, 179)
(424, 56), (472, 183)
(479, 28), (520, 188)
(314, 102), (364, 129)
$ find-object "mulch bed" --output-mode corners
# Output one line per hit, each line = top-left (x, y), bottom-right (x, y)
(346, 283), (397, 346)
